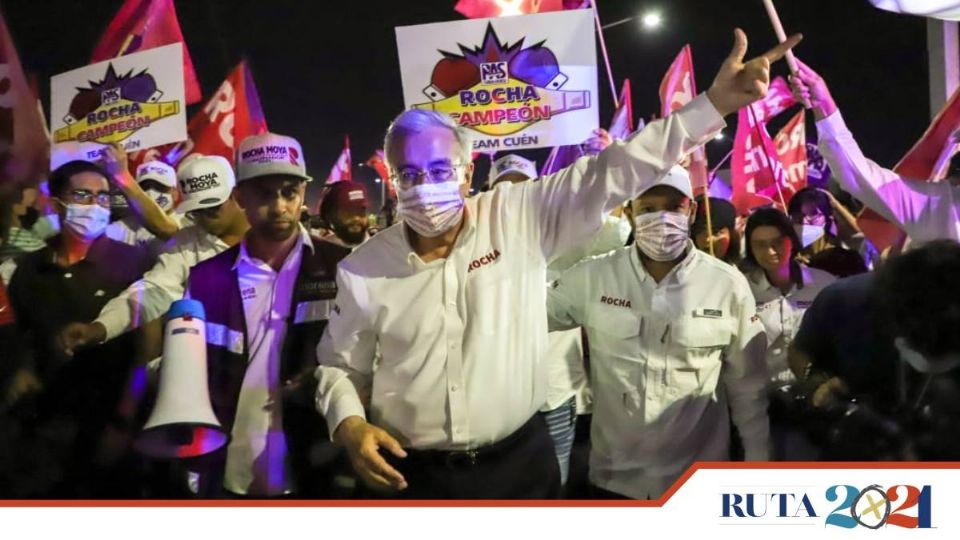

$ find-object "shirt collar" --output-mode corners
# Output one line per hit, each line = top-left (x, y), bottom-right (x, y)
(233, 224), (313, 270)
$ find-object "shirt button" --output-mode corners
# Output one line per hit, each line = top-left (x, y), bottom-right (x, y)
(450, 343), (460, 350)
(64, 272), (72, 279)
(450, 385), (459, 392)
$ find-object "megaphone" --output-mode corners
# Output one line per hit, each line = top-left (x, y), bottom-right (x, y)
(136, 299), (230, 459)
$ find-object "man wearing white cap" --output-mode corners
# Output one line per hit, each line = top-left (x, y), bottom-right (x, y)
(105, 160), (181, 259)
(487, 154), (538, 189)
(58, 155), (249, 354)
(546, 166), (769, 499)
(316, 29), (797, 499)
(183, 133), (352, 497)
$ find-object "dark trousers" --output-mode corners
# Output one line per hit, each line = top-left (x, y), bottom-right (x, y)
(383, 415), (561, 499)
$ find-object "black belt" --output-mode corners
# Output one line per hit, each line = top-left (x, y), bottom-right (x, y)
(403, 415), (543, 469)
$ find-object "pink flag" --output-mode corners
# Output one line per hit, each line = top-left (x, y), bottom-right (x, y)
(454, 0), (565, 18)
(130, 61), (268, 170)
(92, 0), (201, 104)
(608, 79), (634, 140)
(659, 45), (709, 193)
(327, 136), (352, 184)
(0, 7), (49, 185)
(772, 109), (808, 200)
(730, 78), (798, 215)
(366, 149), (395, 200)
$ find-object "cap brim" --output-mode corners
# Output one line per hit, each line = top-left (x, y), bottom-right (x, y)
(177, 195), (228, 214)
(138, 174), (177, 189)
(238, 172), (312, 183)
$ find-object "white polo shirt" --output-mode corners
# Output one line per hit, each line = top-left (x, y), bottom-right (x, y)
(315, 93), (725, 451)
(817, 111), (960, 243)
(95, 225), (230, 340)
(547, 243), (770, 499)
(744, 265), (836, 385)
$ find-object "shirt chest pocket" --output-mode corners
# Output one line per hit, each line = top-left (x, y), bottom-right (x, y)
(668, 316), (733, 393)
(588, 306), (641, 354)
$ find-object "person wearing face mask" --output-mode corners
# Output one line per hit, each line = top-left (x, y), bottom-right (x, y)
(786, 187), (872, 276)
(56, 155), (249, 358)
(547, 166), (770, 499)
(104, 160), (181, 260)
(739, 208), (835, 387)
(788, 240), (960, 459)
(2, 160), (152, 496)
(315, 29), (799, 499)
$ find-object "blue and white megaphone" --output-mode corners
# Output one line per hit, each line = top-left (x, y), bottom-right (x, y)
(136, 299), (229, 459)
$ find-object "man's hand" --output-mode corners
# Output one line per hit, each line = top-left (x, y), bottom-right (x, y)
(334, 416), (408, 492)
(787, 58), (838, 121)
(101, 143), (132, 185)
(57, 322), (107, 358)
(3, 369), (41, 407)
(706, 28), (802, 117)
(811, 376), (849, 409)
(582, 128), (613, 156)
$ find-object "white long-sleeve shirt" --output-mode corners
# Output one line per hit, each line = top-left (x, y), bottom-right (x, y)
(547, 243), (770, 499)
(315, 93), (725, 451)
(95, 225), (230, 340)
(744, 265), (836, 385)
(817, 111), (960, 243)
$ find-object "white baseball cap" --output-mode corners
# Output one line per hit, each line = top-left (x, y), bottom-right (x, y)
(177, 155), (236, 214)
(136, 160), (177, 189)
(488, 154), (537, 187)
(236, 133), (312, 183)
(640, 165), (694, 200)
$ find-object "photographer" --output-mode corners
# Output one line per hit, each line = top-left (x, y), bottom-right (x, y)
(787, 240), (960, 459)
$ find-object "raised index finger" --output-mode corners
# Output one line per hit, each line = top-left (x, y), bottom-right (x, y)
(761, 33), (803, 63)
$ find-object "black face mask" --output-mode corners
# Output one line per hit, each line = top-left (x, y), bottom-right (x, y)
(20, 207), (39, 230)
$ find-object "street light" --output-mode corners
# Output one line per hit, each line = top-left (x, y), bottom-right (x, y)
(641, 12), (662, 30)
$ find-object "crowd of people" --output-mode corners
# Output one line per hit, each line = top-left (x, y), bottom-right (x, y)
(1, 28), (959, 500)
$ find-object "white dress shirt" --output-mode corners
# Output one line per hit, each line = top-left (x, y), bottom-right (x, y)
(817, 111), (960, 243)
(223, 226), (310, 496)
(744, 265), (836, 385)
(95, 225), (230, 340)
(315, 94), (725, 451)
(547, 243), (770, 499)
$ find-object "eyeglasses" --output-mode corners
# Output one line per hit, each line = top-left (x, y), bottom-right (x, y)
(65, 189), (112, 207)
(390, 164), (463, 189)
(187, 203), (223, 220)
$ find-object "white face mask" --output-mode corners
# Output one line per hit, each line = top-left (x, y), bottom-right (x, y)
(398, 180), (465, 238)
(63, 203), (110, 241)
(797, 224), (825, 247)
(634, 210), (690, 261)
(145, 189), (174, 212)
(894, 337), (960, 375)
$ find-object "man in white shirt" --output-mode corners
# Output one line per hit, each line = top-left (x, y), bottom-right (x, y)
(183, 133), (351, 497)
(315, 29), (799, 498)
(547, 166), (770, 499)
(57, 156), (249, 355)
(105, 160), (181, 259)
(789, 58), (960, 243)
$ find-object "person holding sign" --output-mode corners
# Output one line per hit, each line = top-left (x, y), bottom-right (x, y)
(315, 29), (801, 499)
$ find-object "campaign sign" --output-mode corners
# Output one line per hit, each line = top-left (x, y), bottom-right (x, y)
(50, 43), (187, 162)
(396, 9), (598, 152)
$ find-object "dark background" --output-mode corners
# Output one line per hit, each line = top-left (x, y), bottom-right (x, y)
(2, 0), (930, 203)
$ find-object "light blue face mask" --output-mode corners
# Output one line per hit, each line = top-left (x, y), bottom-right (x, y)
(797, 224), (825, 247)
(894, 337), (960, 375)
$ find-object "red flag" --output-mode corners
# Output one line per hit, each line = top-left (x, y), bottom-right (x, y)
(454, 0), (565, 18)
(773, 109), (808, 199)
(0, 7), (49, 185)
(366, 149), (395, 199)
(327, 136), (352, 184)
(134, 61), (267, 169)
(92, 0), (201, 104)
(659, 45), (709, 193)
(608, 79), (634, 140)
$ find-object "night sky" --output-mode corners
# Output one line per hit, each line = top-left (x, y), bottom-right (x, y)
(2, 0), (930, 205)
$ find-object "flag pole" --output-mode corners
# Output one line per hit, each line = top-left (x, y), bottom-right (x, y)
(592, 1), (620, 109)
(761, 0), (811, 108)
(703, 187), (715, 257)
